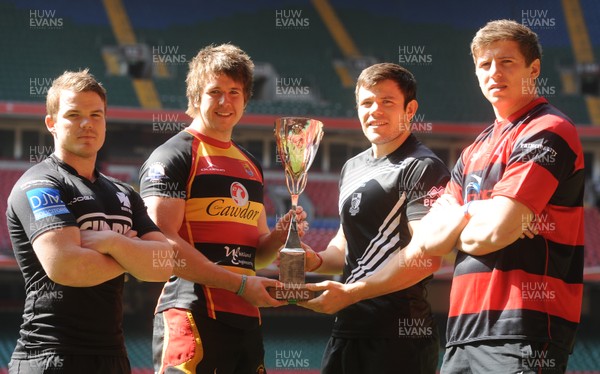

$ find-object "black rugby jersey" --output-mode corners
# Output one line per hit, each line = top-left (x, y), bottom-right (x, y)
(333, 134), (450, 338)
(7, 154), (159, 357)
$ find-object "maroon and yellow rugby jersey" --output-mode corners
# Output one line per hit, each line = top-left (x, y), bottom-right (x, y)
(140, 127), (264, 329)
(445, 97), (584, 351)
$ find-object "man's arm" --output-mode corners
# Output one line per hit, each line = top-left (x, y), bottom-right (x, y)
(457, 196), (534, 256)
(301, 220), (441, 314)
(32, 227), (126, 287)
(254, 207), (307, 269)
(144, 196), (284, 307)
(79, 229), (173, 282)
(304, 225), (346, 275)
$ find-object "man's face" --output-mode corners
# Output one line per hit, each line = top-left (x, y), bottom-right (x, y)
(356, 79), (416, 148)
(45, 89), (106, 160)
(474, 40), (540, 119)
(196, 74), (245, 139)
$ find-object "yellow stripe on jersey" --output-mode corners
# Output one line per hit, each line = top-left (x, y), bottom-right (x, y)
(185, 197), (263, 225)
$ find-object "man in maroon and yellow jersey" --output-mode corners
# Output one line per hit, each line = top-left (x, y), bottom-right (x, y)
(303, 20), (584, 373)
(140, 44), (301, 374)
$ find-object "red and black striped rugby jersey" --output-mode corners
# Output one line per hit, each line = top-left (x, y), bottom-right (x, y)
(140, 127), (264, 329)
(445, 97), (584, 351)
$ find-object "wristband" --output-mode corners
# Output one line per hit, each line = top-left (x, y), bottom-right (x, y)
(463, 201), (473, 219)
(236, 274), (247, 296)
(307, 252), (324, 272)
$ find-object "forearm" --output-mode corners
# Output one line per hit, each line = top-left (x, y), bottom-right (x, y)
(106, 234), (173, 282)
(168, 234), (243, 293)
(313, 245), (345, 275)
(417, 205), (469, 256)
(457, 198), (529, 255)
(255, 230), (285, 269)
(348, 244), (441, 302)
(48, 247), (125, 287)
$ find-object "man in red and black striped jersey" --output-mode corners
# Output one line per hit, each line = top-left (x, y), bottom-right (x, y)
(303, 20), (584, 373)
(139, 44), (301, 374)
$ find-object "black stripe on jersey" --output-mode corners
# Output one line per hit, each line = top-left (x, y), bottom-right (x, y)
(446, 309), (578, 351)
(509, 129), (577, 182)
(549, 168), (584, 208)
(454, 238), (584, 283)
(190, 174), (263, 203)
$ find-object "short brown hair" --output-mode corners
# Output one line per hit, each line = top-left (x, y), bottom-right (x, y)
(355, 63), (417, 108)
(185, 43), (254, 117)
(46, 69), (107, 120)
(471, 19), (542, 65)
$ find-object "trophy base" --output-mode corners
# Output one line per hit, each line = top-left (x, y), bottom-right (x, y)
(268, 283), (317, 303)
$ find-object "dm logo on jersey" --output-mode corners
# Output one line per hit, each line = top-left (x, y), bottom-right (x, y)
(146, 162), (166, 182)
(230, 182), (249, 206)
(349, 192), (362, 216)
(26, 187), (70, 220)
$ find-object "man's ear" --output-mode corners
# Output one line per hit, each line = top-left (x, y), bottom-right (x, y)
(404, 99), (419, 122)
(45, 115), (56, 136)
(530, 58), (541, 80)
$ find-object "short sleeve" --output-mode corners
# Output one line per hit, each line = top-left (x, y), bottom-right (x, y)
(404, 157), (451, 221)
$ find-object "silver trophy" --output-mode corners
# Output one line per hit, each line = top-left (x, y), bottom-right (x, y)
(269, 117), (324, 301)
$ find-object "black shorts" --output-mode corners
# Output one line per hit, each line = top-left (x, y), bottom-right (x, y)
(8, 354), (130, 374)
(153, 308), (266, 374)
(321, 335), (440, 374)
(441, 340), (570, 374)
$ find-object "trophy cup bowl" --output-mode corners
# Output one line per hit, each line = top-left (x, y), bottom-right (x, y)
(269, 117), (324, 302)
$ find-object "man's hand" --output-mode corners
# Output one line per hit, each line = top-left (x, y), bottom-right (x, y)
(303, 243), (323, 272)
(272, 206), (308, 244)
(240, 275), (287, 308)
(297, 280), (357, 314)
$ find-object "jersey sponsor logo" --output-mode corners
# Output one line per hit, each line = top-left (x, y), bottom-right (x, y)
(349, 192), (362, 216)
(464, 174), (491, 201)
(26, 187), (70, 220)
(206, 199), (261, 221)
(230, 182), (249, 206)
(77, 212), (132, 233)
(200, 158), (225, 172)
(224, 245), (253, 267)
(116, 192), (132, 213)
(67, 195), (95, 205)
(145, 162), (166, 182)
(424, 186), (445, 207)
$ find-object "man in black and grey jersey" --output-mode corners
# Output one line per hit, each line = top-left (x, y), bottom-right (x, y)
(6, 70), (172, 374)
(300, 63), (449, 374)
